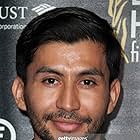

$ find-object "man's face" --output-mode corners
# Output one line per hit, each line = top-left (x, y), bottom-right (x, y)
(12, 40), (120, 140)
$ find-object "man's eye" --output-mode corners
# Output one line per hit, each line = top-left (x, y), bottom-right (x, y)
(79, 79), (97, 88)
(42, 78), (59, 87)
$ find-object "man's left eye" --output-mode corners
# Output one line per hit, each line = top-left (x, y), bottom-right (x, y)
(79, 79), (97, 88)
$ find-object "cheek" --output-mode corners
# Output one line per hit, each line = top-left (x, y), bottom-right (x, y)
(24, 83), (58, 114)
(79, 88), (110, 119)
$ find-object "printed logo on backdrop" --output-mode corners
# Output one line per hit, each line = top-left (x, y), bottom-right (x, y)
(0, 4), (55, 30)
(0, 6), (28, 30)
(108, 0), (140, 63)
(0, 118), (16, 140)
(31, 4), (56, 15)
(0, 6), (28, 19)
(108, 0), (128, 63)
(131, 0), (140, 63)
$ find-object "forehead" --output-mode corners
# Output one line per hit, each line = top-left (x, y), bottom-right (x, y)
(34, 40), (105, 63)
(30, 40), (108, 75)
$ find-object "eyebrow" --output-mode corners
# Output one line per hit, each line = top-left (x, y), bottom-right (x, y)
(35, 66), (64, 77)
(35, 66), (104, 78)
(78, 68), (104, 77)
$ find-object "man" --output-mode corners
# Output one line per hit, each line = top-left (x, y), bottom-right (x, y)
(12, 7), (122, 140)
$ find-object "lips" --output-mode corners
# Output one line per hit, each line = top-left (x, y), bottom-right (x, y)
(53, 119), (82, 132)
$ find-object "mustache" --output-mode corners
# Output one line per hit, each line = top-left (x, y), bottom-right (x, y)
(43, 109), (92, 124)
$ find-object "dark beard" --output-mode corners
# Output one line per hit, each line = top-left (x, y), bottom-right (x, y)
(28, 110), (55, 140)
(27, 109), (105, 140)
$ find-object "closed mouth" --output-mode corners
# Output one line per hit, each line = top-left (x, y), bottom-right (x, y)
(52, 119), (82, 132)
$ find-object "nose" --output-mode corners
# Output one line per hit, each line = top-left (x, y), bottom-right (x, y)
(56, 84), (80, 112)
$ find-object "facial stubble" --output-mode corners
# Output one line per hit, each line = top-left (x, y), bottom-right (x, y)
(26, 107), (106, 140)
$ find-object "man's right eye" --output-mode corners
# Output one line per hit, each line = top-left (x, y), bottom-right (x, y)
(42, 78), (60, 87)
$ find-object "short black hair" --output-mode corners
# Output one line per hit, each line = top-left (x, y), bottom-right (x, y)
(16, 7), (122, 84)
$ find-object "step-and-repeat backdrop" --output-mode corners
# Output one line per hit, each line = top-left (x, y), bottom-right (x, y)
(0, 0), (140, 139)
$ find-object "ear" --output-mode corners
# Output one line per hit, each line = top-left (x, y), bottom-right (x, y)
(107, 79), (121, 114)
(12, 76), (27, 111)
